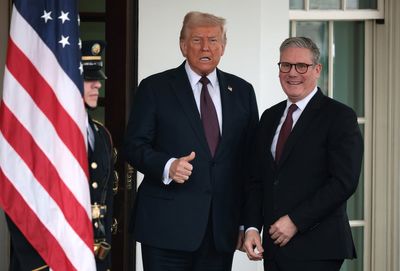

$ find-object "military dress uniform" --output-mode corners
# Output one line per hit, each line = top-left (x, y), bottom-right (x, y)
(88, 117), (114, 271)
(84, 40), (115, 271)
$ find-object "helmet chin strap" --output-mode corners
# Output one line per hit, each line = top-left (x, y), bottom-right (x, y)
(85, 104), (96, 111)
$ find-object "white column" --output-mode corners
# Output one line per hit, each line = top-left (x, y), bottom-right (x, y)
(371, 0), (400, 270)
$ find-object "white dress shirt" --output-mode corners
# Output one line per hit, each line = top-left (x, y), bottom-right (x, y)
(87, 117), (95, 151)
(162, 62), (223, 184)
(270, 87), (318, 159)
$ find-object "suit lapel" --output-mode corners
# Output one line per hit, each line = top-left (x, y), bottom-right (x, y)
(269, 102), (286, 159)
(213, 70), (233, 157)
(278, 89), (326, 166)
(170, 65), (244, 158)
(170, 63), (210, 155)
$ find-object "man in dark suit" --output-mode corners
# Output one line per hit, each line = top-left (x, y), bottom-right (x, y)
(243, 37), (363, 271)
(5, 40), (115, 271)
(124, 11), (259, 271)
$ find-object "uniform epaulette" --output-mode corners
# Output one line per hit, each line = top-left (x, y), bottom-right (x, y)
(92, 119), (113, 147)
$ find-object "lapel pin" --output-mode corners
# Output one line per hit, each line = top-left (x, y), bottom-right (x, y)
(228, 86), (233, 92)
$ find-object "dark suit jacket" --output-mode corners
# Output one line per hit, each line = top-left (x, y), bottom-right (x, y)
(124, 62), (259, 253)
(244, 89), (363, 260)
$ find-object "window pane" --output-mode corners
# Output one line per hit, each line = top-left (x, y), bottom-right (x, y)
(80, 22), (105, 41)
(333, 21), (365, 116)
(295, 21), (329, 94)
(310, 0), (341, 9)
(79, 0), (105, 12)
(290, 0), (304, 9)
(347, 0), (377, 9)
(347, 124), (364, 220)
(341, 227), (364, 271)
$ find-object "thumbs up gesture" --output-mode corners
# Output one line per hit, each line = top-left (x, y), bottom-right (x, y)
(169, 152), (196, 183)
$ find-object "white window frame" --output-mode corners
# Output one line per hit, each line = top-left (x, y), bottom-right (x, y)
(290, 0), (384, 20)
(289, 17), (374, 271)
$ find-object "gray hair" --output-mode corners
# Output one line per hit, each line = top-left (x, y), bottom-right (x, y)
(179, 11), (227, 45)
(280, 37), (320, 64)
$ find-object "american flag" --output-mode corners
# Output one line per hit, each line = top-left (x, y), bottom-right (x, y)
(0, 0), (96, 270)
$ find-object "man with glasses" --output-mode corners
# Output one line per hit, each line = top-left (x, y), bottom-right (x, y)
(243, 37), (363, 271)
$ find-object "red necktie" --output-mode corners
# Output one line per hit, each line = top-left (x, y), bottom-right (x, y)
(199, 76), (220, 156)
(275, 104), (298, 162)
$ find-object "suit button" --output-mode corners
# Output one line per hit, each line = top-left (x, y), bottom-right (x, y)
(273, 179), (279, 186)
(92, 182), (98, 189)
(91, 162), (98, 169)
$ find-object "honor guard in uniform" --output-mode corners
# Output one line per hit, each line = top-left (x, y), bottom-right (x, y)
(4, 41), (117, 271)
(82, 40), (116, 271)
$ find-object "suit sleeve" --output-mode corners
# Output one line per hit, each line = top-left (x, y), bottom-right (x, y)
(243, 110), (268, 232)
(123, 79), (171, 182)
(239, 85), (259, 225)
(289, 106), (363, 233)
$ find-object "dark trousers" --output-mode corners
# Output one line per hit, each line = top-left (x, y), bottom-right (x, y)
(264, 253), (344, 271)
(141, 220), (234, 271)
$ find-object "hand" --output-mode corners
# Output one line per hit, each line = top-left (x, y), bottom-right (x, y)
(169, 152), (195, 183)
(269, 215), (298, 247)
(236, 230), (245, 252)
(243, 229), (264, 261)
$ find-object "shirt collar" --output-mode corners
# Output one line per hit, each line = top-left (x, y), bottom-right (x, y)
(287, 86), (318, 111)
(185, 61), (218, 89)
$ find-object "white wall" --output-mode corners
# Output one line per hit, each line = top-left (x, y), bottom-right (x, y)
(137, 1), (289, 270)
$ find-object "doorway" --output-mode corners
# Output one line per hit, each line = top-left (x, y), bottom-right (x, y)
(79, 0), (138, 270)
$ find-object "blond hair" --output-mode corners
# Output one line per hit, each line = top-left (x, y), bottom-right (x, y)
(179, 11), (227, 44)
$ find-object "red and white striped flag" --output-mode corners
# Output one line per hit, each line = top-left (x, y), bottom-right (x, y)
(0, 0), (95, 270)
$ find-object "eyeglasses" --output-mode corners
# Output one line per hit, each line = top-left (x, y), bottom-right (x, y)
(278, 62), (314, 74)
